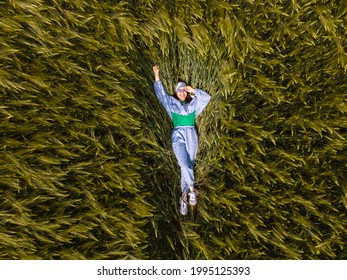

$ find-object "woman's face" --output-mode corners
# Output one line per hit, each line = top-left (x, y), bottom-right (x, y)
(176, 87), (187, 101)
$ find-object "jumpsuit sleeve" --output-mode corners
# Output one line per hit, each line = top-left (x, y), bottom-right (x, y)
(193, 88), (211, 117)
(154, 81), (172, 119)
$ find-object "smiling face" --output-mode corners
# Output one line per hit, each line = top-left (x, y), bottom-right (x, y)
(176, 87), (187, 101)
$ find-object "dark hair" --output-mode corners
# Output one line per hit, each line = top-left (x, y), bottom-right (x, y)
(173, 91), (193, 103)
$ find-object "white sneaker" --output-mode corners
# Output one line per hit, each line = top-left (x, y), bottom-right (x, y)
(188, 189), (198, 206)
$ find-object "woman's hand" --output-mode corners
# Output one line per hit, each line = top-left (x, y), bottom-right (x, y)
(184, 86), (195, 94)
(153, 64), (159, 74)
(153, 65), (160, 81)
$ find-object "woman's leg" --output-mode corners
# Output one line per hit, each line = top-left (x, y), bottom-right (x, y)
(185, 128), (198, 175)
(184, 128), (198, 205)
(172, 139), (193, 193)
(172, 127), (198, 193)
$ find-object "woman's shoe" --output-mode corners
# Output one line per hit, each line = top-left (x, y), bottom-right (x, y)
(188, 189), (198, 206)
(180, 192), (188, 215)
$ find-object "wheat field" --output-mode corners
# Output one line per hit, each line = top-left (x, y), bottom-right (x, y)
(0, 0), (346, 259)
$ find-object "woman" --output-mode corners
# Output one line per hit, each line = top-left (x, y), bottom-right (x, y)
(153, 65), (211, 215)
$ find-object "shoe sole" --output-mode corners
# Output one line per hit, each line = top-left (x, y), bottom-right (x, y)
(189, 190), (198, 206)
(180, 198), (188, 215)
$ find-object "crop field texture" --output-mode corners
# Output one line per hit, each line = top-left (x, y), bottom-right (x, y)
(0, 0), (346, 259)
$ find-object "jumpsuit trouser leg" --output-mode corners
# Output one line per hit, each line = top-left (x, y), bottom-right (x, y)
(172, 127), (198, 193)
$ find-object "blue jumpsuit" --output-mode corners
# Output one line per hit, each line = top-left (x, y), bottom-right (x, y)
(154, 81), (211, 193)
